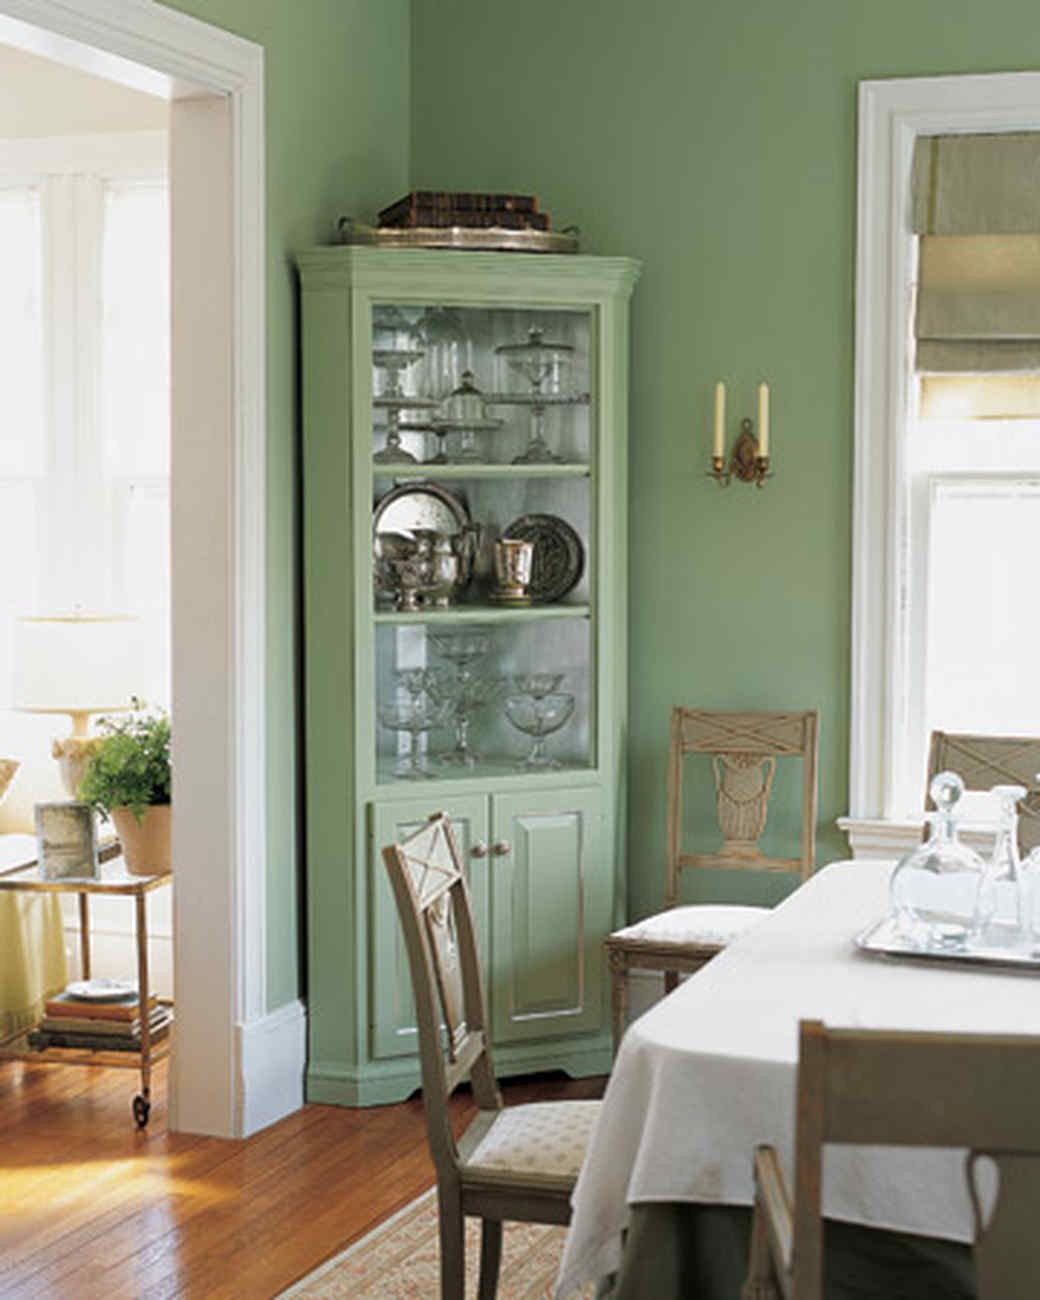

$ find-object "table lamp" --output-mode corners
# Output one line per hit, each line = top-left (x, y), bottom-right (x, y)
(13, 613), (144, 798)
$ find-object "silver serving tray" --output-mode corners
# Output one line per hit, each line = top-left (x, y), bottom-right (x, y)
(337, 217), (579, 255)
(856, 915), (1040, 972)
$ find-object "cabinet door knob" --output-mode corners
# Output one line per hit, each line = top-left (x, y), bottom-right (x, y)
(491, 840), (511, 857)
(470, 841), (489, 859)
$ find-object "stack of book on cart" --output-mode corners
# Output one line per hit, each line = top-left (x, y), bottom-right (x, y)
(29, 979), (172, 1053)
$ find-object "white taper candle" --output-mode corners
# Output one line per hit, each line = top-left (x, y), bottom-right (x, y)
(757, 382), (770, 457)
(713, 381), (725, 459)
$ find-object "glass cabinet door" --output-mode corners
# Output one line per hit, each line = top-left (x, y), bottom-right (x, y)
(368, 302), (597, 786)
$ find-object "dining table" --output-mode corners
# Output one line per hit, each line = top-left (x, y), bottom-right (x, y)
(556, 859), (1040, 1299)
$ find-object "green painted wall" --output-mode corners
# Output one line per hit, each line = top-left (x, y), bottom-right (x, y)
(161, 0), (410, 1008)
(409, 0), (1040, 920)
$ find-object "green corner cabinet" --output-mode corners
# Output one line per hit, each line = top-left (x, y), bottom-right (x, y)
(298, 247), (641, 1105)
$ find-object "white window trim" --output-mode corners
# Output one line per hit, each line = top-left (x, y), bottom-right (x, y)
(847, 72), (1040, 857)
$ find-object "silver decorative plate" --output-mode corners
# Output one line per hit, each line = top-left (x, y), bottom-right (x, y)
(856, 915), (1040, 972)
(504, 513), (584, 603)
(373, 481), (469, 538)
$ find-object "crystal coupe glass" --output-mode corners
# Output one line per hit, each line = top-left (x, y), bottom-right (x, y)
(427, 670), (505, 767)
(378, 697), (450, 780)
(504, 691), (575, 769)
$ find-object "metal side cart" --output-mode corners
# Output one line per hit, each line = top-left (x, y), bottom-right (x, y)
(0, 836), (173, 1128)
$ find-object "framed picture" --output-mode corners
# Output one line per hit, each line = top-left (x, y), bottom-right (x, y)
(35, 803), (99, 880)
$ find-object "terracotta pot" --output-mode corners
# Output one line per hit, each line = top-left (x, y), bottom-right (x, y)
(111, 804), (172, 876)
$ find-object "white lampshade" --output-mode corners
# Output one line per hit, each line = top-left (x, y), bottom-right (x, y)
(13, 614), (144, 715)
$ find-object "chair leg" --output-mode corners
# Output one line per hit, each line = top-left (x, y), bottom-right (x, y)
(663, 969), (679, 994)
(477, 1217), (503, 1300)
(608, 949), (628, 1054)
(741, 1201), (781, 1300)
(437, 1185), (465, 1300)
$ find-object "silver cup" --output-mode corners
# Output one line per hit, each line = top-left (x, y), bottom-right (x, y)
(491, 537), (534, 604)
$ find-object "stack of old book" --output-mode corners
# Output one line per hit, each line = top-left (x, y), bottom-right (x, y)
(378, 190), (549, 231)
(29, 988), (172, 1053)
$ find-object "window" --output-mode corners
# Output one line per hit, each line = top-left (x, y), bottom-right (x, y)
(849, 77), (1040, 855)
(0, 137), (169, 710)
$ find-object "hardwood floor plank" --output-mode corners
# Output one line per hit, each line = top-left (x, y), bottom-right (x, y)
(0, 1061), (605, 1299)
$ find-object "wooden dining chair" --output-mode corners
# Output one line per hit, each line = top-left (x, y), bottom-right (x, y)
(742, 1020), (1040, 1300)
(382, 812), (600, 1300)
(927, 730), (1040, 854)
(605, 708), (818, 1050)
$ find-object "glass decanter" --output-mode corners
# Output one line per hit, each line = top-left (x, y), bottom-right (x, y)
(889, 771), (985, 950)
(973, 784), (1029, 950)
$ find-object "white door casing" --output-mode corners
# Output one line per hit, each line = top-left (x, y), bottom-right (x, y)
(0, 0), (303, 1136)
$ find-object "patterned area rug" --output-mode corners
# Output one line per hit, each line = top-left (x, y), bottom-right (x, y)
(280, 1188), (594, 1299)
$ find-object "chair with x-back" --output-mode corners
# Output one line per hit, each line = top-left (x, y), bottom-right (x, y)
(927, 730), (1040, 855)
(382, 812), (600, 1300)
(605, 707), (819, 1051)
(742, 1020), (1040, 1300)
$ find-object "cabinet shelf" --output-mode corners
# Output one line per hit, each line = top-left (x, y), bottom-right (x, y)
(373, 603), (591, 626)
(372, 462), (591, 481)
(375, 757), (595, 788)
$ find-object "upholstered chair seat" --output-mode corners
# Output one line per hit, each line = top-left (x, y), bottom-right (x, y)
(610, 903), (769, 950)
(463, 1100), (601, 1190)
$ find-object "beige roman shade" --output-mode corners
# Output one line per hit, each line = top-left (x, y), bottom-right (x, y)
(912, 133), (1040, 378)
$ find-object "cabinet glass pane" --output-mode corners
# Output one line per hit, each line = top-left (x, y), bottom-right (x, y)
(371, 304), (592, 468)
(374, 618), (593, 783)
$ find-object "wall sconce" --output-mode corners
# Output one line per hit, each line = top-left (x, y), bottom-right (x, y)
(707, 381), (772, 488)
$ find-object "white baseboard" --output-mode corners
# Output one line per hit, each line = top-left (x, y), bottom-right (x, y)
(236, 998), (307, 1136)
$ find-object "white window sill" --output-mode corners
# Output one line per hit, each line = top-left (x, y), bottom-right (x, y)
(837, 816), (997, 861)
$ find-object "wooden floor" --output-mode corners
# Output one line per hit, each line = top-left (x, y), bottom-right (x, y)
(0, 1058), (605, 1299)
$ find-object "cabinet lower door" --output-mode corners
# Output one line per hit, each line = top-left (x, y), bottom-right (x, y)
(370, 795), (489, 1059)
(490, 787), (608, 1044)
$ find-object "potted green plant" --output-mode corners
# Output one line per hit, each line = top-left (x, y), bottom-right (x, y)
(78, 701), (171, 875)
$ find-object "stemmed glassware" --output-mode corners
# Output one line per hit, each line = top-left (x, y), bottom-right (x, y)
(372, 306), (438, 465)
(494, 326), (574, 464)
(428, 631), (493, 766)
(427, 669), (505, 767)
(378, 668), (452, 779)
(504, 692), (575, 769)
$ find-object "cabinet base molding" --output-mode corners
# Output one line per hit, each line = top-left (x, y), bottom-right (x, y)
(306, 1035), (612, 1107)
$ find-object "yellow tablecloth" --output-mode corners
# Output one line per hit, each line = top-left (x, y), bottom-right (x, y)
(0, 834), (69, 1037)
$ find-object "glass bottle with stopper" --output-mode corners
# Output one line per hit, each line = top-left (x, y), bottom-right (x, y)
(973, 784), (1029, 950)
(889, 770), (985, 950)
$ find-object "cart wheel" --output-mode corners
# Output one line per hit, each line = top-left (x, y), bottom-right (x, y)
(132, 1094), (151, 1128)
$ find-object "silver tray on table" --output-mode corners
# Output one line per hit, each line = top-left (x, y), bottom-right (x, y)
(856, 915), (1040, 973)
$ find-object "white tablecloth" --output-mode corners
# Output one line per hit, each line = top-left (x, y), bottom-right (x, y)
(557, 860), (1040, 1297)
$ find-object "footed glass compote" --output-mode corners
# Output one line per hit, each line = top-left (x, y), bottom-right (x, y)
(372, 305), (426, 464)
(427, 670), (505, 767)
(495, 327), (573, 464)
(504, 691), (575, 770)
(430, 630), (491, 679)
(378, 697), (450, 780)
(512, 672), (565, 700)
